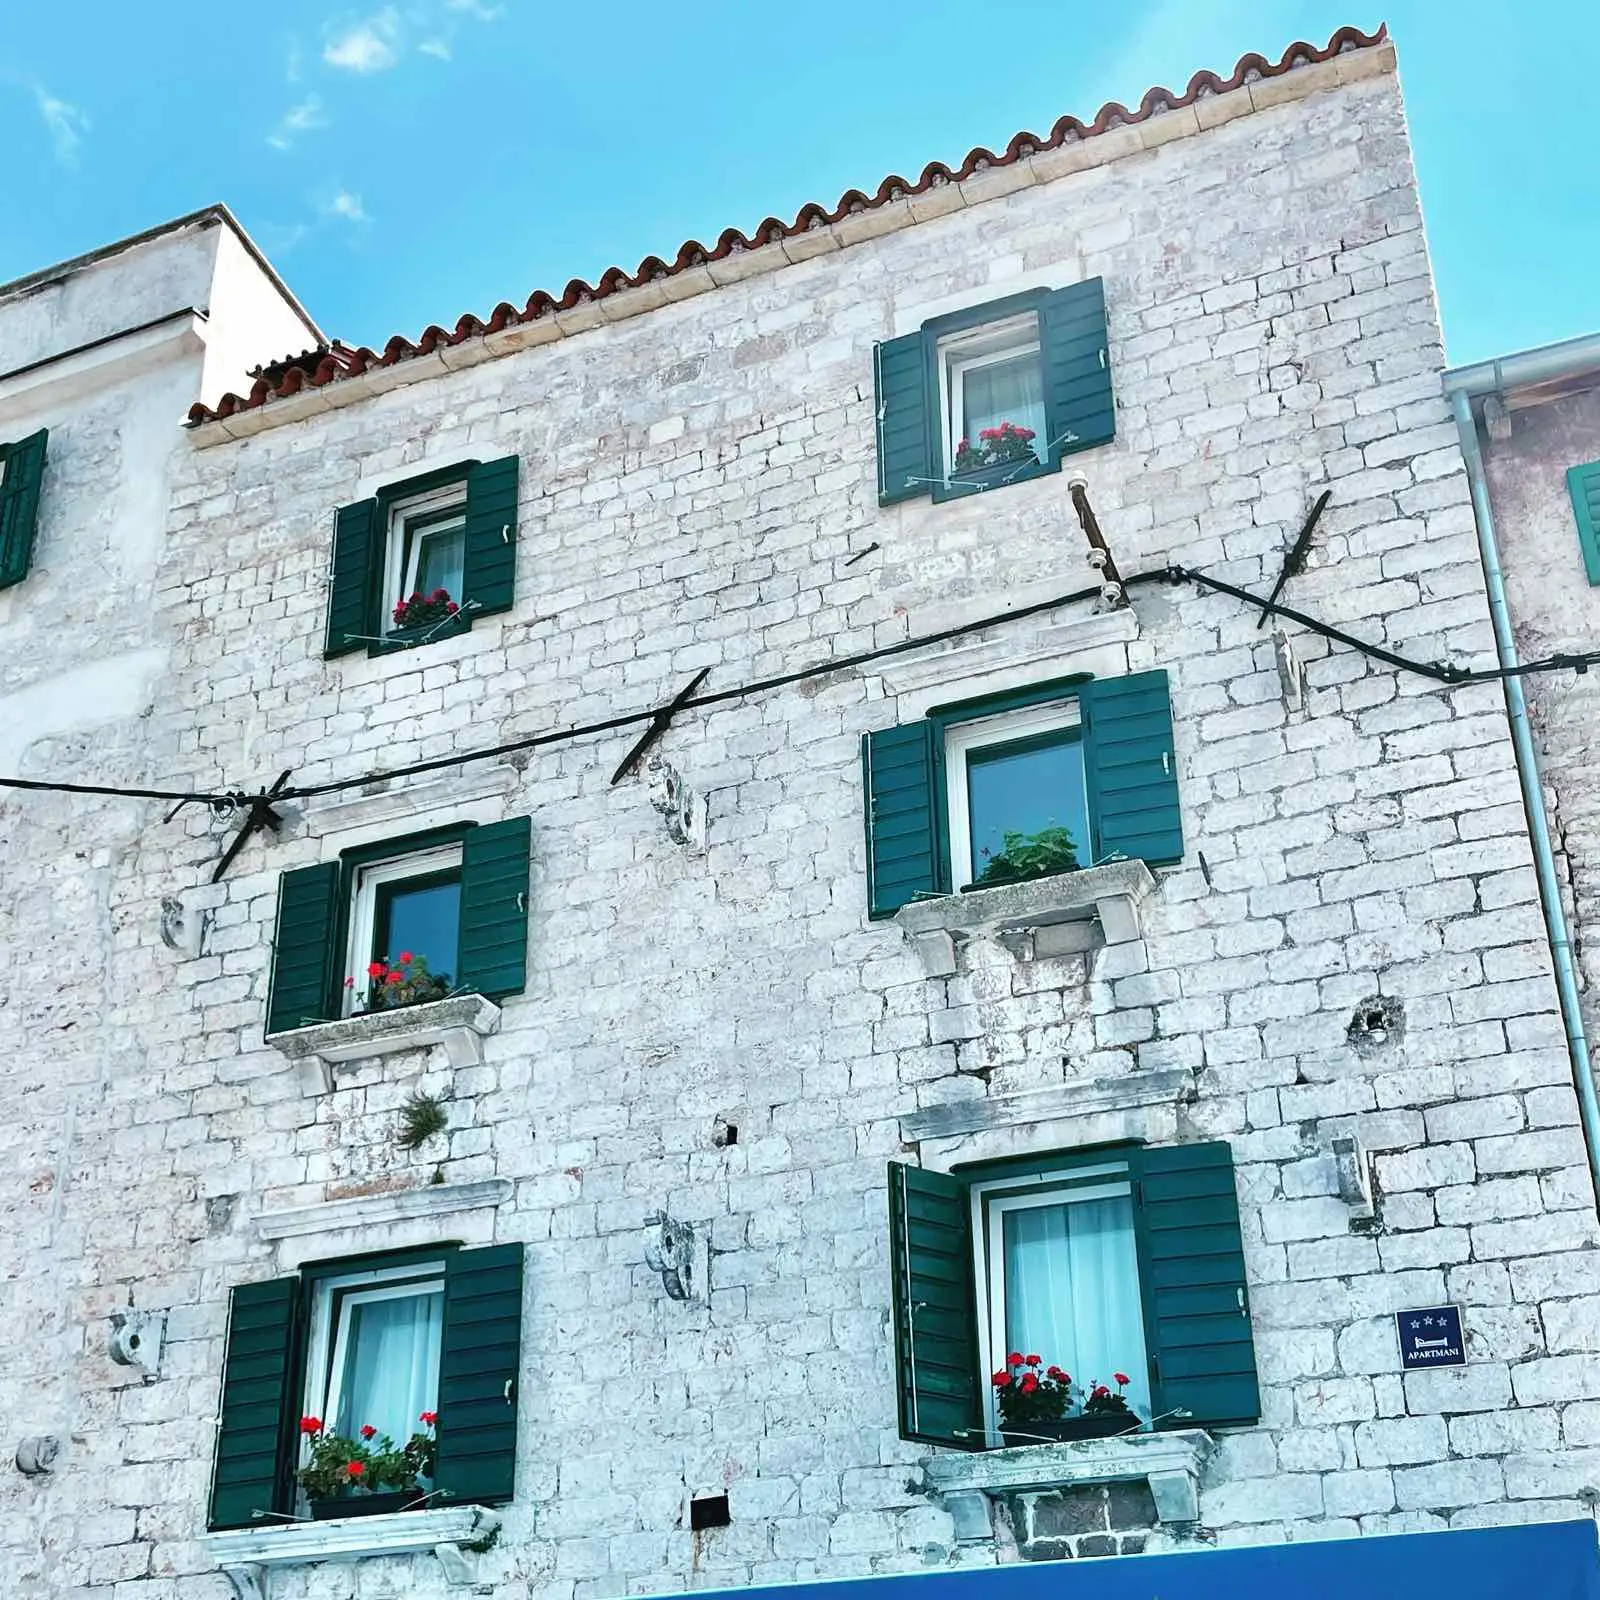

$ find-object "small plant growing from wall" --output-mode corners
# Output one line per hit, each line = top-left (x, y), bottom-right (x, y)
(396, 1089), (449, 1153)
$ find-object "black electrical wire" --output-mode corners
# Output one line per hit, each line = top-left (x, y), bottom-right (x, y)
(0, 774), (241, 805)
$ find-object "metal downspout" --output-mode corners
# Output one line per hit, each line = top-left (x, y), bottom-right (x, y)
(1450, 388), (1600, 1204)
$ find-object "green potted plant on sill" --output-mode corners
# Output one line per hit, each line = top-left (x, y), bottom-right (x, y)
(297, 1412), (437, 1519)
(972, 825), (1080, 889)
(992, 1354), (1138, 1445)
(348, 952), (455, 1013)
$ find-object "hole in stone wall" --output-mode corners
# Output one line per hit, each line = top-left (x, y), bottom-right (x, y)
(711, 1116), (738, 1148)
(1347, 995), (1405, 1054)
(690, 1494), (731, 1530)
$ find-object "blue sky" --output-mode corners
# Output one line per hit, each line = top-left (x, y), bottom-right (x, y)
(1, 2), (1594, 365)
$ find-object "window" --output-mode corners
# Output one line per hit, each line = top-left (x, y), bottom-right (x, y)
(887, 1143), (1260, 1452)
(0, 428), (48, 591)
(873, 280), (1113, 506)
(862, 670), (1182, 919)
(265, 817), (532, 1037)
(325, 455), (519, 659)
(1566, 460), (1600, 586)
(209, 1243), (525, 1529)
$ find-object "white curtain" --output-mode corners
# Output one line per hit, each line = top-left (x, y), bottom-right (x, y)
(1003, 1195), (1150, 1418)
(334, 1289), (443, 1446)
(963, 356), (1047, 447)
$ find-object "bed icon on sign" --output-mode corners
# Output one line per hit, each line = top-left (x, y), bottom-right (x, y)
(1396, 1305), (1466, 1369)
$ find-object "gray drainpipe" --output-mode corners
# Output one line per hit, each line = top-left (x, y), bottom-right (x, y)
(1444, 368), (1600, 1205)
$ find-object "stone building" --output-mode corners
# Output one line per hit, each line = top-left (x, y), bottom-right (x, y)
(3, 22), (1600, 1600)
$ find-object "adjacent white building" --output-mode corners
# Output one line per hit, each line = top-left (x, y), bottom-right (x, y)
(4, 26), (1600, 1600)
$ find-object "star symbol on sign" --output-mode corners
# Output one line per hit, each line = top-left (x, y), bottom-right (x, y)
(1422, 1316), (1434, 1326)
(1409, 1320), (1421, 1331)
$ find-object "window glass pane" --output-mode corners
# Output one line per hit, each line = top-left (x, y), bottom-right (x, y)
(376, 876), (461, 980)
(962, 351), (1046, 448)
(415, 523), (466, 599)
(333, 1286), (443, 1446)
(966, 730), (1088, 880)
(1002, 1193), (1150, 1419)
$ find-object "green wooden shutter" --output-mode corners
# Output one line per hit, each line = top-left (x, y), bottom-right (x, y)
(863, 722), (942, 918)
(0, 429), (49, 591)
(1081, 668), (1183, 867)
(463, 455), (519, 619)
(887, 1162), (983, 1449)
(1566, 461), (1600, 586)
(209, 1277), (299, 1530)
(325, 498), (380, 657)
(1134, 1142), (1260, 1430)
(456, 817), (531, 1000)
(434, 1242), (524, 1505)
(1039, 278), (1114, 463)
(265, 862), (341, 1035)
(874, 332), (932, 505)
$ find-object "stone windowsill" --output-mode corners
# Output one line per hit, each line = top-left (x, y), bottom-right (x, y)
(266, 994), (502, 1094)
(255, 1177), (513, 1241)
(894, 860), (1156, 977)
(201, 1506), (501, 1596)
(920, 1430), (1212, 1541)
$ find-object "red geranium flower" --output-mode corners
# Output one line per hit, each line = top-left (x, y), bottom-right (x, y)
(1046, 1366), (1066, 1381)
(360, 1424), (377, 1440)
(446, 601), (459, 614)
(1114, 1372), (1131, 1387)
(366, 961), (387, 979)
(346, 1460), (365, 1478)
(991, 1370), (1012, 1388)
(1020, 1374), (1038, 1394)
(419, 1411), (438, 1427)
(1024, 1354), (1041, 1367)
(1092, 1384), (1110, 1398)
(299, 1416), (322, 1436)
(396, 951), (413, 965)
(1006, 1351), (1024, 1366)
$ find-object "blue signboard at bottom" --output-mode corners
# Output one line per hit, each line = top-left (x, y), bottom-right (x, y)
(1397, 1304), (1465, 1369)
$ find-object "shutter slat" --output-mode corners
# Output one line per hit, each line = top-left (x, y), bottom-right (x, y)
(266, 863), (341, 1036)
(1135, 1143), (1260, 1430)
(463, 455), (519, 619)
(209, 1278), (298, 1530)
(434, 1243), (523, 1506)
(0, 429), (48, 590)
(1040, 279), (1114, 463)
(1082, 669), (1184, 867)
(456, 818), (530, 1001)
(863, 723), (941, 918)
(874, 333), (931, 505)
(325, 498), (380, 657)
(1566, 461), (1600, 586)
(887, 1162), (983, 1449)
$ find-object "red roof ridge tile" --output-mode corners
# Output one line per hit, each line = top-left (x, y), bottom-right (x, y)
(191, 23), (1387, 427)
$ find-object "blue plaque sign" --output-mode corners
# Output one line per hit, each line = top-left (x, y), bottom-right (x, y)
(1396, 1305), (1465, 1369)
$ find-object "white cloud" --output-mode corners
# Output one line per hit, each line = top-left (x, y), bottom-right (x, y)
(419, 37), (452, 59)
(323, 8), (402, 72)
(266, 96), (327, 151)
(33, 84), (88, 165)
(321, 189), (369, 223)
(445, 0), (503, 18)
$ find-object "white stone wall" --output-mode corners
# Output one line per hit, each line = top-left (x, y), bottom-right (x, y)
(3, 48), (1599, 1600)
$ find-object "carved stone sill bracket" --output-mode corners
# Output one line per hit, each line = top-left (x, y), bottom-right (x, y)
(893, 860), (1157, 978)
(202, 1506), (501, 1597)
(920, 1430), (1212, 1543)
(266, 995), (502, 1094)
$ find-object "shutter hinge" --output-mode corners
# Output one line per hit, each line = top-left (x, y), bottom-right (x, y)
(504, 1378), (515, 1405)
(1162, 750), (1171, 776)
(501, 523), (511, 543)
(516, 891), (526, 913)
(1099, 347), (1107, 370)
(1237, 1287), (1247, 1316)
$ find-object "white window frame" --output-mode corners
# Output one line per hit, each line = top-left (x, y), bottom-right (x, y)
(968, 1161), (1145, 1442)
(300, 1260), (447, 1453)
(343, 843), (463, 1015)
(936, 312), (1044, 476)
(944, 700), (1084, 891)
(381, 482), (469, 634)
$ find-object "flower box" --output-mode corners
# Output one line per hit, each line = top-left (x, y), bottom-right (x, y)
(1001, 1414), (1137, 1447)
(310, 1489), (426, 1520)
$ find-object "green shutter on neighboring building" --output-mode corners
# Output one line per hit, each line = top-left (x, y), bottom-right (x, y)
(463, 455), (519, 618)
(325, 498), (380, 657)
(1039, 277), (1115, 461)
(209, 1277), (299, 1530)
(434, 1243), (525, 1505)
(456, 817), (531, 1001)
(874, 332), (932, 505)
(0, 429), (49, 591)
(862, 722), (942, 918)
(1081, 668), (1183, 867)
(265, 862), (341, 1035)
(1133, 1142), (1261, 1430)
(887, 1162), (984, 1450)
(1566, 461), (1600, 586)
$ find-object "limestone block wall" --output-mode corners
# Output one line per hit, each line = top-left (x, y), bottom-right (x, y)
(2, 44), (1598, 1600)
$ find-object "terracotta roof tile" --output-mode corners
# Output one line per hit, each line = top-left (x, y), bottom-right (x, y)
(190, 23), (1386, 426)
